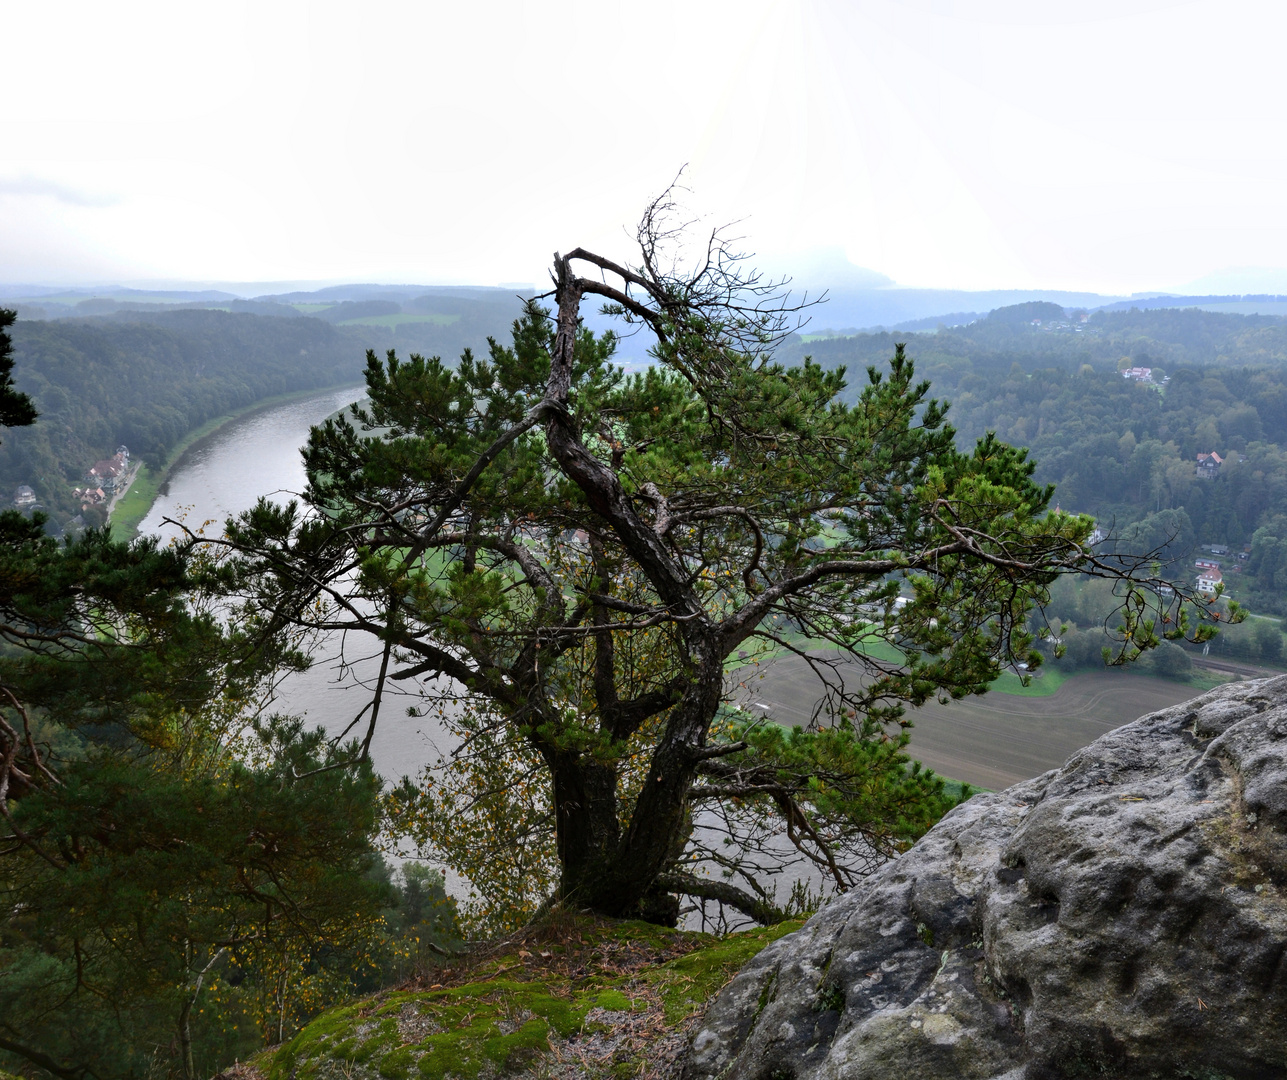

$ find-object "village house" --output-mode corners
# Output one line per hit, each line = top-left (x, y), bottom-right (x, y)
(1195, 452), (1223, 479)
(1196, 568), (1223, 595)
(87, 458), (122, 489)
(1122, 366), (1153, 382)
(87, 449), (129, 492)
(13, 485), (36, 508)
(73, 486), (107, 509)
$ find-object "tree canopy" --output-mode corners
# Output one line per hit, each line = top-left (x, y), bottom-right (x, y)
(0, 310), (368, 531)
(774, 306), (1287, 623)
(211, 207), (1217, 930)
(0, 309), (36, 431)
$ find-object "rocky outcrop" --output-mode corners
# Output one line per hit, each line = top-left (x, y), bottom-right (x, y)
(685, 676), (1287, 1080)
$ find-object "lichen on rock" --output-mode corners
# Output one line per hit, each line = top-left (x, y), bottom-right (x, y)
(684, 676), (1287, 1080)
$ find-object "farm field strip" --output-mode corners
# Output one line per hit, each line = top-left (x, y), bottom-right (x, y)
(731, 655), (1205, 791)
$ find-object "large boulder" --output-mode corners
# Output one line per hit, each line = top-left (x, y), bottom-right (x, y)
(685, 677), (1287, 1080)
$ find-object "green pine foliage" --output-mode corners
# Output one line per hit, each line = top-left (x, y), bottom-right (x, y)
(0, 510), (398, 1078)
(0, 312), (36, 432)
(220, 277), (1177, 930)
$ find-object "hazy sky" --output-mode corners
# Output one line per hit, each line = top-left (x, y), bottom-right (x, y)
(4, 0), (1287, 294)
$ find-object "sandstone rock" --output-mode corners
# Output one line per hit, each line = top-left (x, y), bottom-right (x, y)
(685, 676), (1287, 1080)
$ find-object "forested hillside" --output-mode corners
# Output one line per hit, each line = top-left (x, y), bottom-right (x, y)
(787, 306), (1287, 614)
(0, 287), (532, 534)
(1, 311), (365, 530)
(786, 304), (1287, 372)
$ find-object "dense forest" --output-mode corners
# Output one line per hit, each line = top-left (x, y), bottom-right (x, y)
(0, 312), (364, 529)
(0, 287), (529, 532)
(784, 305), (1287, 618)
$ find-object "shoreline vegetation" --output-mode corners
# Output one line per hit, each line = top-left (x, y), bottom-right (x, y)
(109, 383), (365, 542)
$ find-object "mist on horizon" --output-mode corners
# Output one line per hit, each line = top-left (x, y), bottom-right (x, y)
(5, 2), (1287, 297)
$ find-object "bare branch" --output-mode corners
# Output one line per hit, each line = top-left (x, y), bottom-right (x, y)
(654, 869), (787, 926)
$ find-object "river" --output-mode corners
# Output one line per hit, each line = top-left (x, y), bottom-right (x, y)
(130, 388), (856, 926)
(137, 385), (445, 783)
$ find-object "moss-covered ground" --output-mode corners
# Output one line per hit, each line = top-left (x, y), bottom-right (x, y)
(260, 912), (801, 1080)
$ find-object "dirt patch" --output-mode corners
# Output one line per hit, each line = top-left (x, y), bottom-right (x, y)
(407, 910), (708, 993)
(734, 660), (1206, 790)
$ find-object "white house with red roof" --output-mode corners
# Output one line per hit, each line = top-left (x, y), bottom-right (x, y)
(1196, 568), (1223, 594)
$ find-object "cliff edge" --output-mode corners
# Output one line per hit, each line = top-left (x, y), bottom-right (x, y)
(685, 676), (1287, 1080)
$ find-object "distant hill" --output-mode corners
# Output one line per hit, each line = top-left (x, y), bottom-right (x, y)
(985, 300), (1069, 325)
(780, 302), (1287, 371)
(0, 283), (534, 339)
(803, 290), (1287, 332)
(780, 303), (1287, 616)
(794, 287), (1121, 334)
(1093, 293), (1287, 319)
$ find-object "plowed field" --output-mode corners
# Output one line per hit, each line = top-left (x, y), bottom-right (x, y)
(729, 659), (1207, 791)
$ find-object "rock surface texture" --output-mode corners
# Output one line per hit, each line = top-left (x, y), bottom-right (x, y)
(685, 677), (1287, 1080)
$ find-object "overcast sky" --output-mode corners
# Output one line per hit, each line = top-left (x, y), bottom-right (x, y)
(3, 0), (1286, 295)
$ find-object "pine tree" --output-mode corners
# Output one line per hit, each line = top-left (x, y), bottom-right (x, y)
(216, 202), (1219, 928)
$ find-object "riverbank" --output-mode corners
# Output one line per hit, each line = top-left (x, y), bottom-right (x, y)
(109, 383), (365, 541)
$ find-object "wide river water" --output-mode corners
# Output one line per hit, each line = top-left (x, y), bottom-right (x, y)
(138, 386), (445, 783)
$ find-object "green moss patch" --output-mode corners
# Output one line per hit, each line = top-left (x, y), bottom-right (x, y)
(266, 913), (800, 1080)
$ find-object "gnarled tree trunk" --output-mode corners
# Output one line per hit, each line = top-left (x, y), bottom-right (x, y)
(537, 256), (730, 922)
